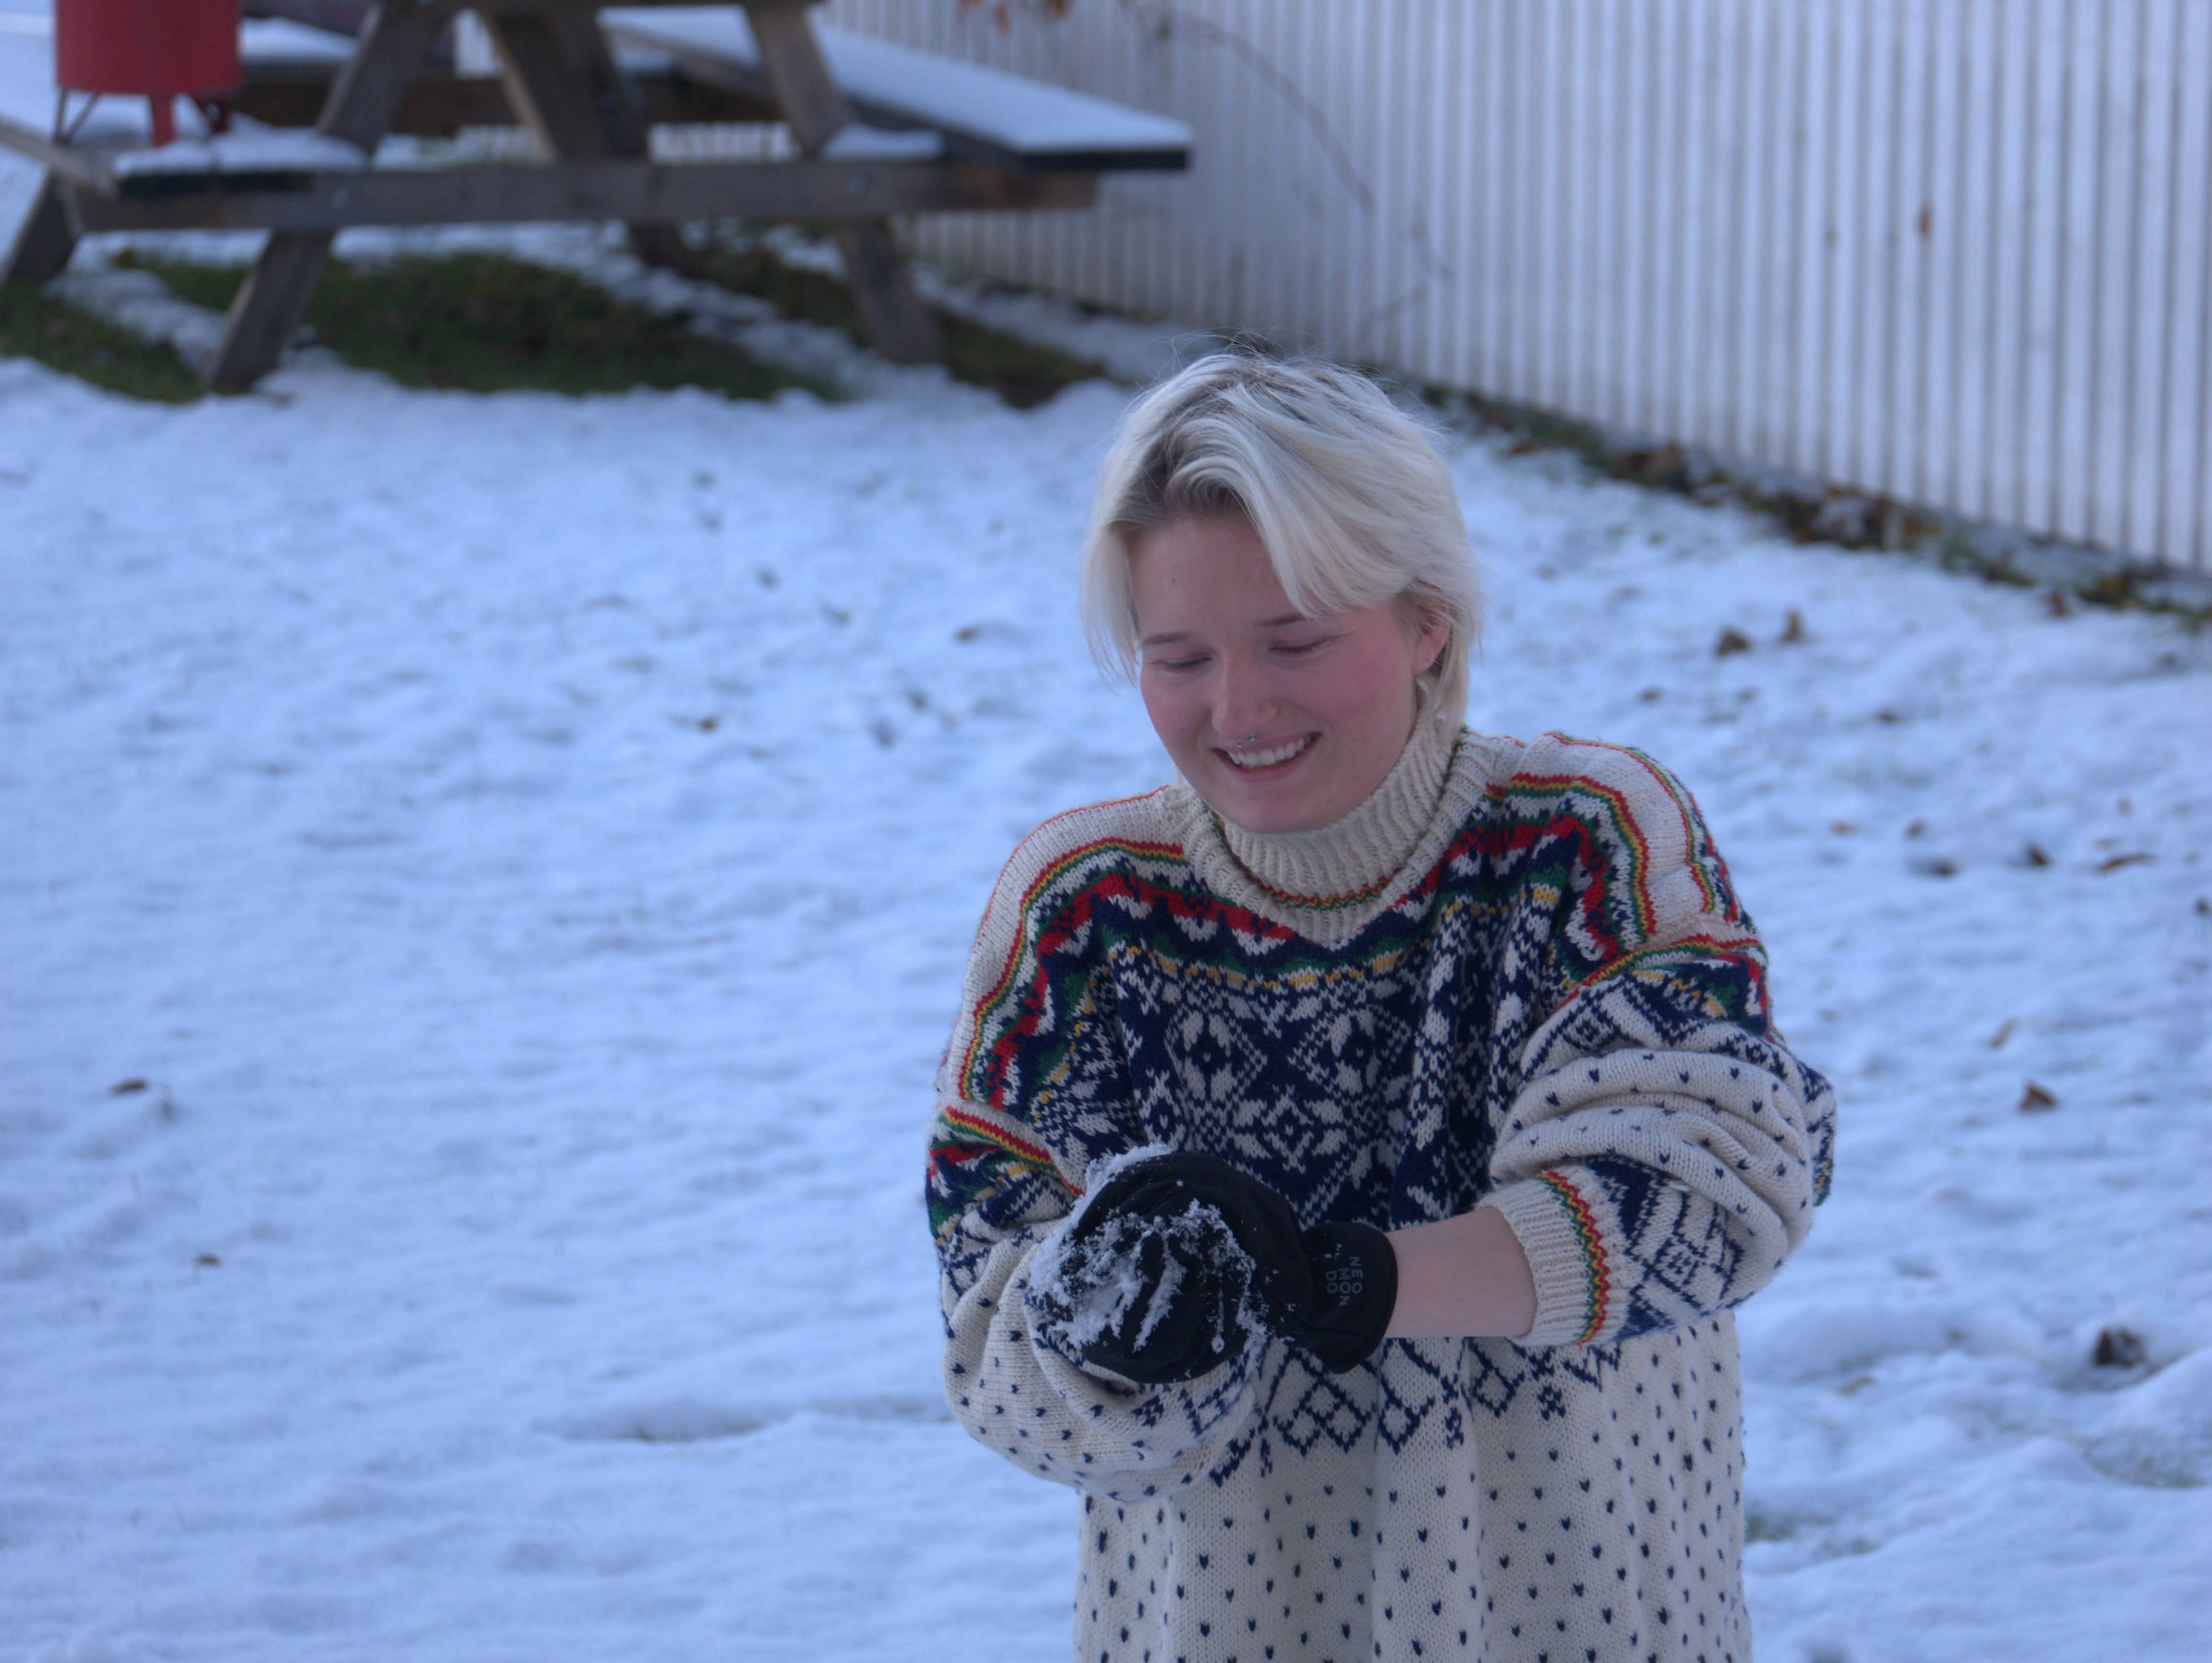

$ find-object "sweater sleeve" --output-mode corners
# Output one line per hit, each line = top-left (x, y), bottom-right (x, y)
(1480, 739), (1838, 1348)
(926, 800), (1265, 1498)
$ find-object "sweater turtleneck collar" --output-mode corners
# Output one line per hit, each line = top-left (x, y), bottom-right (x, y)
(1213, 709), (1461, 907)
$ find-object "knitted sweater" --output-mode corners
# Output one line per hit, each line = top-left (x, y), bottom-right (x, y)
(927, 721), (1837, 1663)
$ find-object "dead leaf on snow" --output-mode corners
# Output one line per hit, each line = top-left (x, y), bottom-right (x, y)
(2093, 1327), (2146, 1368)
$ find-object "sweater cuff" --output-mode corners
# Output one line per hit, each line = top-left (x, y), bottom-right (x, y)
(1486, 1173), (1615, 1348)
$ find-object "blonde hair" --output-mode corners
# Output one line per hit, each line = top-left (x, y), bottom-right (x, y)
(1081, 353), (1483, 727)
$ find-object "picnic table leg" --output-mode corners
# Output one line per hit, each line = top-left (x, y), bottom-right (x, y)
(481, 8), (693, 273)
(208, 0), (459, 389)
(745, 3), (942, 365)
(2, 173), (81, 286)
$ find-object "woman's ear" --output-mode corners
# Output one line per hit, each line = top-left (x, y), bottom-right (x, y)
(1409, 597), (1452, 677)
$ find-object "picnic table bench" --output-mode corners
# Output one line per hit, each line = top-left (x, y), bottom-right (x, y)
(0, 0), (1189, 387)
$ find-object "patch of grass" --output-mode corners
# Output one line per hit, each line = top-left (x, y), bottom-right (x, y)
(114, 247), (826, 401)
(686, 241), (1103, 409)
(0, 281), (204, 403)
(96, 241), (1095, 408)
(1422, 379), (2211, 627)
(936, 308), (1104, 409)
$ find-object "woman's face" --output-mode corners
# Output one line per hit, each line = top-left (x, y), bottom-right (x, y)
(1129, 514), (1449, 834)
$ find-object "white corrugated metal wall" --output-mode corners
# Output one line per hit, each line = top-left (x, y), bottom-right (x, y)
(824, 0), (2212, 573)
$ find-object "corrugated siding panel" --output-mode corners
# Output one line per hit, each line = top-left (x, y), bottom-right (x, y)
(822, 0), (2212, 571)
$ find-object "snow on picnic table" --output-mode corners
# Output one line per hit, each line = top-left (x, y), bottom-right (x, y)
(3, 15), (2211, 1663)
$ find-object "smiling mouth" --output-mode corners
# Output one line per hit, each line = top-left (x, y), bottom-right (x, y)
(1223, 735), (1315, 771)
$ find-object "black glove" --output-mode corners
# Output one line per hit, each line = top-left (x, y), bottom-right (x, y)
(1074, 1152), (1399, 1376)
(1288, 1218), (1398, 1374)
(1049, 1176), (1258, 1384)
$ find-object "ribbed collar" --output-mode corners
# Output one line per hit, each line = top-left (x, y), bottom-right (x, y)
(1165, 717), (1501, 946)
(1215, 714), (1458, 905)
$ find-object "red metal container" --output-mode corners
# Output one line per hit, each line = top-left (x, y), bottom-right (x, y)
(56, 0), (242, 145)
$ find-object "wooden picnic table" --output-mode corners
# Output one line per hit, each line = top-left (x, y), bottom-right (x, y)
(0, 0), (1189, 388)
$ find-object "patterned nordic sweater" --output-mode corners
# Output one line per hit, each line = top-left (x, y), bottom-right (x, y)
(927, 722), (1836, 1663)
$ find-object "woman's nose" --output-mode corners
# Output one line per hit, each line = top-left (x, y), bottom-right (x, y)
(1210, 652), (1280, 738)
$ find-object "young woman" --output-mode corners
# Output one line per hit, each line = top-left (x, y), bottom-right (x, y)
(926, 355), (1835, 1663)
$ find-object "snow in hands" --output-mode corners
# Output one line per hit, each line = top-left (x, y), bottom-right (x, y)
(1031, 1200), (1258, 1361)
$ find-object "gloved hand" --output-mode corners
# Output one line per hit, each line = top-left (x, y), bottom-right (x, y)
(1288, 1216), (1398, 1374)
(1043, 1174), (1260, 1384)
(1072, 1152), (1399, 1376)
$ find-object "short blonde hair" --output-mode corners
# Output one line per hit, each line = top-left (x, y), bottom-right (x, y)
(1081, 353), (1483, 727)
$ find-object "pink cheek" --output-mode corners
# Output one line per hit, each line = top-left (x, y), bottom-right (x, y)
(1303, 663), (1370, 721)
(1139, 683), (1202, 756)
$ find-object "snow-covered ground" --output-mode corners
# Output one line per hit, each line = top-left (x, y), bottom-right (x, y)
(5, 10), (2211, 1663)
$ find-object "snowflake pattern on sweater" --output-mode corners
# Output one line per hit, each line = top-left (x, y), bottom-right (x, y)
(928, 731), (1835, 1663)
